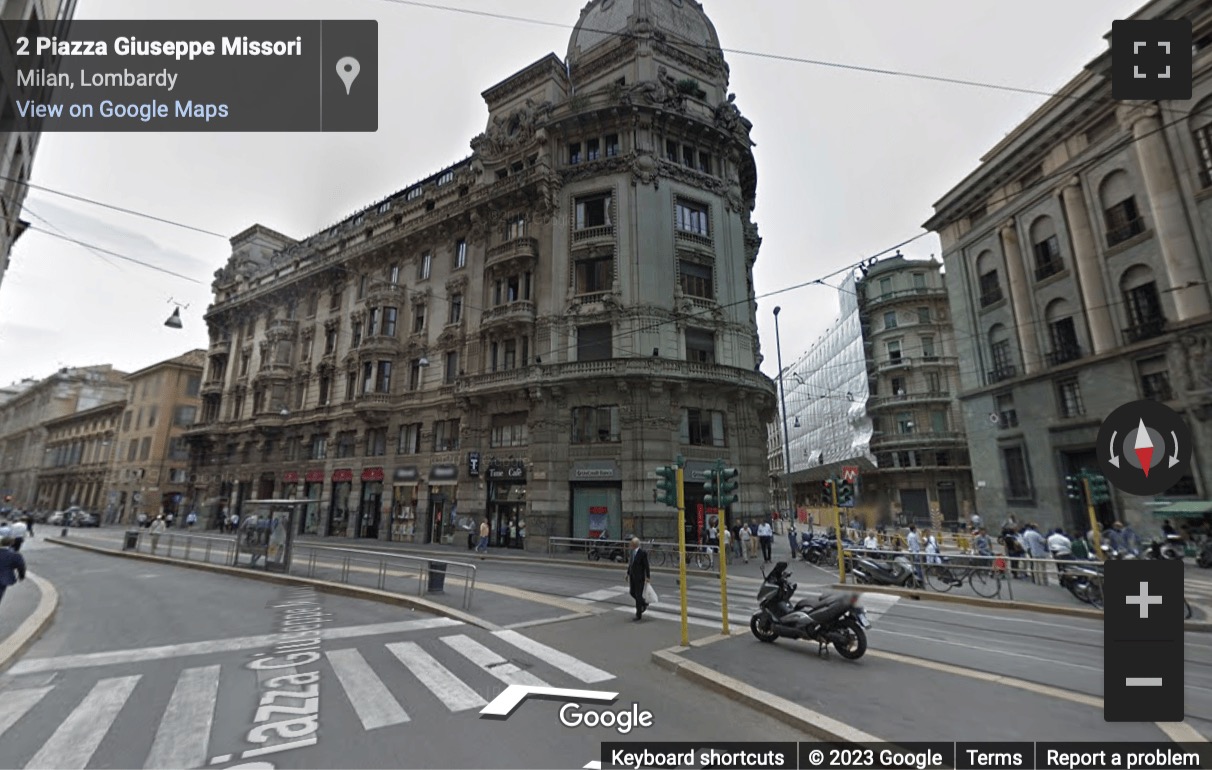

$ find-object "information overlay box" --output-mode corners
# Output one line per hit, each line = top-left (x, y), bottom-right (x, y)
(1103, 559), (1184, 722)
(0, 20), (377, 132)
(596, 742), (1212, 770)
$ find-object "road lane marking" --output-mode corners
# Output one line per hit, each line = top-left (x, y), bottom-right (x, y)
(25, 674), (140, 769)
(570, 587), (629, 604)
(325, 648), (410, 729)
(385, 641), (486, 712)
(870, 626), (1105, 673)
(0, 686), (51, 741)
(442, 634), (548, 687)
(616, 606), (733, 628)
(491, 630), (614, 683)
(6, 617), (463, 674)
(144, 665), (220, 770)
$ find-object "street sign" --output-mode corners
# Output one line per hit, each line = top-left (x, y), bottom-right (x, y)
(842, 466), (859, 484)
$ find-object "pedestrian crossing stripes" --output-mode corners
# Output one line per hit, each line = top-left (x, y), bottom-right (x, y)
(0, 628), (614, 770)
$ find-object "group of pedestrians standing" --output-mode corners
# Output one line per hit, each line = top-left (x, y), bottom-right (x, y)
(724, 519), (774, 563)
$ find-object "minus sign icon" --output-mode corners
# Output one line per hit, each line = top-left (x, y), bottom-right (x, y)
(1126, 678), (1163, 686)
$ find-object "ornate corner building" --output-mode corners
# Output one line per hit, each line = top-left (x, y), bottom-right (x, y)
(186, 0), (777, 547)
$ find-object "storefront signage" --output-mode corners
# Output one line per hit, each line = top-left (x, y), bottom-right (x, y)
(571, 460), (621, 481)
(283, 472), (300, 483)
(393, 466), (419, 482)
(429, 464), (458, 481)
(684, 460), (723, 483)
(487, 460), (526, 481)
(362, 467), (384, 482)
(304, 469), (324, 483)
(468, 451), (481, 476)
(332, 469), (353, 483)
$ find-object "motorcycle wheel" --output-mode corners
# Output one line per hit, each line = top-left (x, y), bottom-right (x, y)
(805, 550), (821, 565)
(853, 574), (870, 585)
(588, 550), (600, 561)
(1086, 582), (1104, 609)
(1162, 547), (1183, 560)
(1198, 552), (1212, 569)
(833, 621), (867, 660)
(750, 612), (778, 643)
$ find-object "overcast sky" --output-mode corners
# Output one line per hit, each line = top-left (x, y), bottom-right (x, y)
(0, 0), (1147, 385)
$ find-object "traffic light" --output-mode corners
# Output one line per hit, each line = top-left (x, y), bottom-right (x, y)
(1065, 475), (1083, 500)
(655, 465), (678, 508)
(822, 480), (834, 505)
(702, 468), (719, 507)
(716, 467), (739, 508)
(1088, 474), (1111, 504)
(837, 480), (855, 507)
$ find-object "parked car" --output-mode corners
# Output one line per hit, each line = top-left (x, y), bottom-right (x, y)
(71, 511), (99, 527)
(47, 511), (65, 526)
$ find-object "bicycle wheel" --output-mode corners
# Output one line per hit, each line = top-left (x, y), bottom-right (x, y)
(924, 564), (957, 592)
(693, 550), (712, 570)
(651, 548), (666, 567)
(968, 569), (1001, 598)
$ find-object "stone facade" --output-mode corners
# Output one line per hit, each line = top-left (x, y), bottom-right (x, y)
(186, 0), (777, 547)
(0, 365), (129, 508)
(108, 350), (205, 523)
(38, 400), (123, 516)
(923, 0), (1212, 531)
(0, 0), (75, 295)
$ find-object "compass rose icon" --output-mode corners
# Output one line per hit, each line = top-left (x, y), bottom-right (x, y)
(1097, 399), (1192, 496)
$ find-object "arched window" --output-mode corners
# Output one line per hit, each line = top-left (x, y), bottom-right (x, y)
(1189, 96), (1212, 189)
(1119, 264), (1166, 343)
(976, 250), (1002, 307)
(1029, 216), (1063, 280)
(988, 323), (1015, 382)
(1044, 298), (1080, 363)
(1099, 170), (1145, 246)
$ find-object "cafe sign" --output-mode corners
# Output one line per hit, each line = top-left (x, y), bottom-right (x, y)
(487, 459), (526, 481)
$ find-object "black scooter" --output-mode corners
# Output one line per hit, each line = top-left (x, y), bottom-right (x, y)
(851, 553), (922, 588)
(1057, 560), (1104, 608)
(749, 561), (869, 659)
(587, 537), (625, 563)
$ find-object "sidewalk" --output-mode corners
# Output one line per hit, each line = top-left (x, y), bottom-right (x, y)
(0, 536), (54, 666)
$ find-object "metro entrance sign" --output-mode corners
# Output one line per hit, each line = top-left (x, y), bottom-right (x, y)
(842, 466), (859, 484)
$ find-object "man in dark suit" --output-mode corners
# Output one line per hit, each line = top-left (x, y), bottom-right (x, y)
(0, 536), (27, 609)
(626, 536), (650, 621)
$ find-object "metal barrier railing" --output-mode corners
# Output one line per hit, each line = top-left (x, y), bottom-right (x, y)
(545, 536), (719, 569)
(122, 529), (478, 610)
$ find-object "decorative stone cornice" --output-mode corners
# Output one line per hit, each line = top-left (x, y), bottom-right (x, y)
(1116, 100), (1160, 130)
(570, 39), (639, 84)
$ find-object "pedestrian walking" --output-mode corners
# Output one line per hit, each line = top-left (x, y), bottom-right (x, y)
(477, 518), (489, 558)
(758, 519), (773, 562)
(739, 525), (751, 563)
(0, 536), (26, 609)
(1021, 523), (1049, 584)
(149, 515), (166, 553)
(186, 511), (197, 530)
(747, 520), (759, 559)
(9, 518), (26, 552)
(23, 513), (33, 538)
(626, 536), (651, 621)
(787, 523), (797, 557)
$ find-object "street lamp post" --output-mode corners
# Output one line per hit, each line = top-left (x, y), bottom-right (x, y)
(772, 307), (794, 527)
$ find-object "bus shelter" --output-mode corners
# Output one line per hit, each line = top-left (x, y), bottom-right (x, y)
(232, 499), (307, 573)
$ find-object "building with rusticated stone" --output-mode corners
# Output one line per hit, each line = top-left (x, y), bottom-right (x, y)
(924, 0), (1212, 531)
(186, 0), (776, 546)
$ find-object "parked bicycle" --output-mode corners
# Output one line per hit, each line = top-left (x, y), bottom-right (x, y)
(922, 555), (1002, 598)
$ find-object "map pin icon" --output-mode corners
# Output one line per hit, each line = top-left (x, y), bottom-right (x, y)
(336, 56), (360, 95)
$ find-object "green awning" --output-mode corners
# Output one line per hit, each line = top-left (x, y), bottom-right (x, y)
(1151, 501), (1212, 517)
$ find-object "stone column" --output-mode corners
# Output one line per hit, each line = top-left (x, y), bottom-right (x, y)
(1059, 178), (1117, 354)
(998, 219), (1042, 375)
(1119, 101), (1212, 320)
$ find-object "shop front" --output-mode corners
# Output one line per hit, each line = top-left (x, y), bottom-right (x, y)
(280, 471), (299, 501)
(328, 468), (353, 536)
(300, 469), (323, 535)
(427, 464), (459, 544)
(358, 467), (384, 539)
(257, 472), (275, 501)
(487, 459), (526, 547)
(570, 460), (622, 540)
(390, 466), (421, 542)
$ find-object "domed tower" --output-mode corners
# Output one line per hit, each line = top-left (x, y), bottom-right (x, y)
(465, 0), (774, 542)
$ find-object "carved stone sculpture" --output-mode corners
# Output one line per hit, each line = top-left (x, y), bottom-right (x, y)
(618, 66), (685, 112)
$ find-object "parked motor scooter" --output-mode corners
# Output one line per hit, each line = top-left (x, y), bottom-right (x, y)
(1197, 542), (1212, 569)
(587, 536), (625, 563)
(1057, 560), (1104, 608)
(1145, 534), (1185, 561)
(851, 553), (922, 588)
(749, 561), (869, 659)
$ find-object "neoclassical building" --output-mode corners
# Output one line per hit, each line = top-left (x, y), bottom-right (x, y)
(924, 0), (1212, 531)
(186, 0), (776, 546)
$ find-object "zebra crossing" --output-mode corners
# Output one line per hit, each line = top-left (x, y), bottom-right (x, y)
(571, 582), (902, 628)
(0, 624), (614, 769)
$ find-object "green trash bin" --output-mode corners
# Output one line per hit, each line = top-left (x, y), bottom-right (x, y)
(123, 530), (139, 551)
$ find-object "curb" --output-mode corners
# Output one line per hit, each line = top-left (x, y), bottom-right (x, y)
(47, 538), (501, 631)
(651, 641), (882, 743)
(0, 573), (59, 674)
(830, 582), (1212, 632)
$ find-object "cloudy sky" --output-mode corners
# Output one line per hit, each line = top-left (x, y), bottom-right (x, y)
(0, 0), (1146, 384)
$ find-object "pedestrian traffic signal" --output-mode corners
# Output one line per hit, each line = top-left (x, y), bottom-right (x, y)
(655, 466), (678, 508)
(1088, 474), (1111, 504)
(716, 467), (739, 508)
(1065, 475), (1083, 500)
(822, 480), (835, 505)
(702, 468), (719, 507)
(837, 479), (855, 507)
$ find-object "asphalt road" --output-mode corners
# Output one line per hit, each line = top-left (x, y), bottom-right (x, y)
(0, 542), (807, 769)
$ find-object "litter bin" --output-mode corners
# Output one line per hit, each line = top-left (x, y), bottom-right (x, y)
(427, 561), (447, 593)
(123, 530), (139, 551)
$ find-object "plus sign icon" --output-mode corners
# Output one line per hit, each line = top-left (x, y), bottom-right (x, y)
(1111, 19), (1192, 100)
